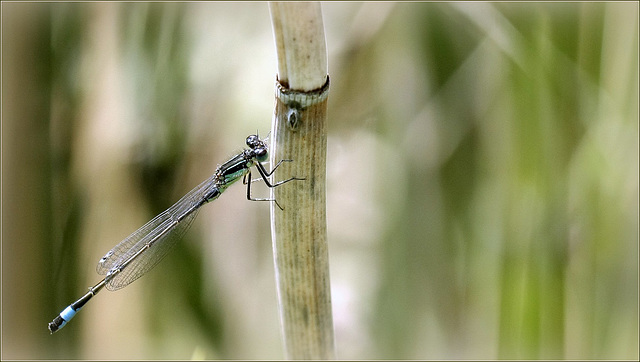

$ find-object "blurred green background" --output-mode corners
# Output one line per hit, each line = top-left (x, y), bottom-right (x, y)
(2, 2), (637, 360)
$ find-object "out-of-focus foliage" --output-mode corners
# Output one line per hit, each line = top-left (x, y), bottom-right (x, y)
(2, 2), (637, 360)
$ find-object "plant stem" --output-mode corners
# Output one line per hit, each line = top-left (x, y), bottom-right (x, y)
(269, 2), (328, 90)
(268, 2), (335, 360)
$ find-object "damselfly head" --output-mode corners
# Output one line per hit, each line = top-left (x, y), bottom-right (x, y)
(246, 134), (268, 161)
(246, 134), (260, 148)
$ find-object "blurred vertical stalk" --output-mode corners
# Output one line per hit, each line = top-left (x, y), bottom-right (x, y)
(268, 2), (335, 360)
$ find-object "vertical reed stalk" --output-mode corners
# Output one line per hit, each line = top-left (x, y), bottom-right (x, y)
(268, 2), (335, 359)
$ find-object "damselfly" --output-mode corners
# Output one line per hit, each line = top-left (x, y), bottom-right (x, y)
(48, 134), (301, 333)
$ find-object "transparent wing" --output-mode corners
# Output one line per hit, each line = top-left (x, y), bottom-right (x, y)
(104, 208), (200, 290)
(96, 174), (218, 291)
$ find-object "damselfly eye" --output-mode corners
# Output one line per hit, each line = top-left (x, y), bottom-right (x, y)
(254, 147), (268, 161)
(246, 135), (259, 148)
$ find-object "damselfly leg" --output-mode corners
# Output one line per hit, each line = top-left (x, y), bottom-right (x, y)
(243, 158), (305, 210)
